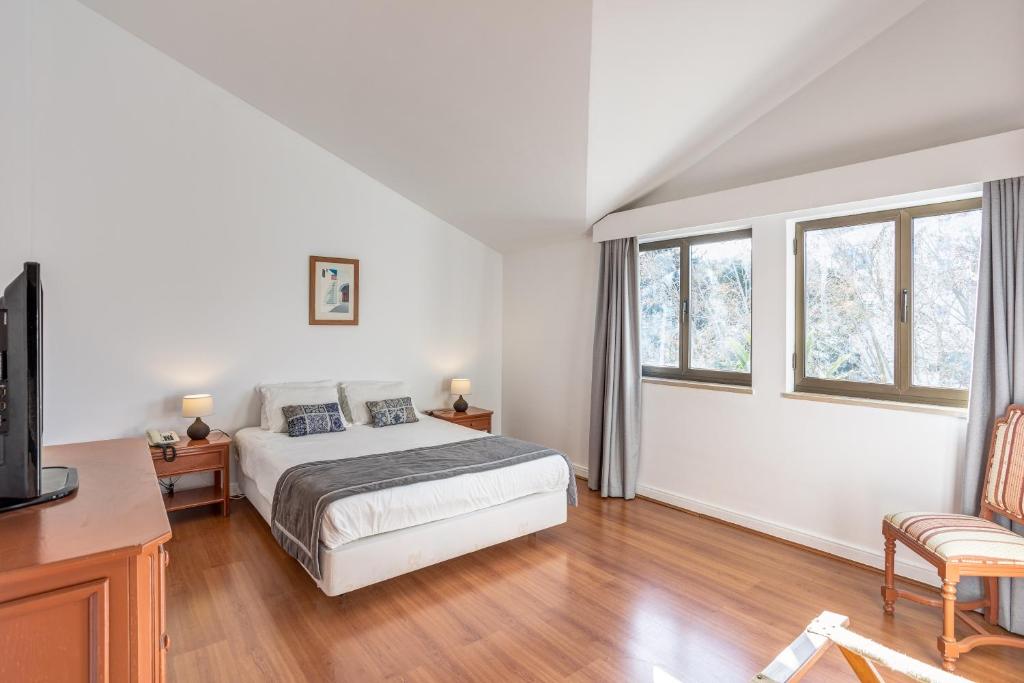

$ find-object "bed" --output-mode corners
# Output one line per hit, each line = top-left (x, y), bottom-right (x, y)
(236, 415), (573, 596)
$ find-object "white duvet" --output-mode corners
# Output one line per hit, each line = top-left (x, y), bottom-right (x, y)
(234, 416), (570, 549)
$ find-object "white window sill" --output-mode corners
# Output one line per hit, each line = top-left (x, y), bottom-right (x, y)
(780, 391), (967, 418)
(642, 377), (753, 395)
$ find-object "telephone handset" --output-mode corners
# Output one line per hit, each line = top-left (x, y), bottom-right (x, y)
(147, 429), (180, 462)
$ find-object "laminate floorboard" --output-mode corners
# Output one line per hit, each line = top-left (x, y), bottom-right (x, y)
(164, 488), (1024, 681)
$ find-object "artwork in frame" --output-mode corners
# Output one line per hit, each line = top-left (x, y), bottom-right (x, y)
(309, 256), (359, 325)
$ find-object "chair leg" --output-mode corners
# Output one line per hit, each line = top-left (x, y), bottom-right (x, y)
(985, 577), (1000, 625)
(938, 579), (960, 672)
(881, 532), (897, 615)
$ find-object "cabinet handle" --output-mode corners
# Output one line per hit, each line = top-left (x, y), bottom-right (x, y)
(163, 548), (170, 568)
(162, 633), (171, 650)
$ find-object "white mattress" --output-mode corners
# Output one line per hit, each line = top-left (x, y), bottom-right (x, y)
(234, 417), (570, 550)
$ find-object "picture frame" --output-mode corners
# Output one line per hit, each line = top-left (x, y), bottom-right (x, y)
(309, 256), (359, 325)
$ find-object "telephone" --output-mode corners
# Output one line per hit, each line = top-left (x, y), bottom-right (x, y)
(147, 429), (180, 446)
(147, 429), (180, 463)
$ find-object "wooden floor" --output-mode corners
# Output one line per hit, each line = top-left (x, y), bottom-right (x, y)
(165, 487), (1024, 682)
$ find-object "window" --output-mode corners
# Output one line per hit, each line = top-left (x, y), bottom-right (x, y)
(794, 198), (982, 406)
(640, 229), (752, 385)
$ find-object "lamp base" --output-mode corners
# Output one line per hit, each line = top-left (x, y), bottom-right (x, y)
(453, 395), (469, 413)
(187, 417), (211, 441)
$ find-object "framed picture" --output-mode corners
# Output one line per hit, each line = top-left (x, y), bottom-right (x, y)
(309, 256), (359, 325)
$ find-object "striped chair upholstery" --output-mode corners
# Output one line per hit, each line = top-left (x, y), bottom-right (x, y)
(885, 512), (1024, 565)
(984, 405), (1024, 521)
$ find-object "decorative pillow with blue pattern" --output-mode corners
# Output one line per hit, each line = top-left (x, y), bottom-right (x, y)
(282, 402), (346, 437)
(365, 396), (419, 428)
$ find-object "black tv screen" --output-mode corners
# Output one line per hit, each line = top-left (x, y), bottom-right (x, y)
(0, 262), (43, 499)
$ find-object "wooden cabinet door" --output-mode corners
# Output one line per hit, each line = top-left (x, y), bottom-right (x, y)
(157, 546), (168, 681)
(0, 579), (110, 682)
(130, 544), (168, 683)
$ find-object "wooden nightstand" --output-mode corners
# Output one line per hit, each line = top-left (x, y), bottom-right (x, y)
(150, 432), (231, 516)
(429, 407), (493, 433)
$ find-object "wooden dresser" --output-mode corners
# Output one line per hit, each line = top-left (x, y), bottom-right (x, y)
(0, 438), (172, 682)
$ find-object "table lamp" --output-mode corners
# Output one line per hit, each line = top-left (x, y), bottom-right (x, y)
(182, 393), (214, 440)
(450, 378), (471, 413)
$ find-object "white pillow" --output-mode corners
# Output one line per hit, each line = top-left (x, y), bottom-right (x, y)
(340, 381), (412, 425)
(258, 380), (341, 433)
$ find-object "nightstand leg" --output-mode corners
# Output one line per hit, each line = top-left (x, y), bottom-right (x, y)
(213, 469), (229, 516)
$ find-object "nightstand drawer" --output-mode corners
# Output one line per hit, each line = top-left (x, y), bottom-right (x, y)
(152, 448), (225, 476)
(462, 418), (491, 432)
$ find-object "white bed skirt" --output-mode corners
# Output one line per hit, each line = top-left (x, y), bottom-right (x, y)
(239, 471), (568, 597)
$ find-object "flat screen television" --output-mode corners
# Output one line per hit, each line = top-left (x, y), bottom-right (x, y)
(0, 262), (77, 512)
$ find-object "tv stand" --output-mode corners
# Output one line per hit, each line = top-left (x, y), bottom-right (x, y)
(0, 438), (170, 681)
(0, 465), (78, 513)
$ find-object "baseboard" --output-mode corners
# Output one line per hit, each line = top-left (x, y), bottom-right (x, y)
(571, 463), (938, 586)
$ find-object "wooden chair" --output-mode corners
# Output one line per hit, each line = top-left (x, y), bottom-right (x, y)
(881, 403), (1024, 672)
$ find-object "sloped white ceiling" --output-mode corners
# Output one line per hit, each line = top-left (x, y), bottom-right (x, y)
(586, 0), (923, 223)
(80, 0), (928, 251)
(79, 0), (593, 253)
(633, 0), (1024, 208)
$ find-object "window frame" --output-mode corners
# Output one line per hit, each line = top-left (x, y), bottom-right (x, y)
(793, 198), (982, 407)
(640, 228), (753, 386)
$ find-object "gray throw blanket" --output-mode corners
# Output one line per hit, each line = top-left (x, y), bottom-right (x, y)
(271, 435), (578, 580)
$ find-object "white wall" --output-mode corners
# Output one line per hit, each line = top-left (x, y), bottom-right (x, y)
(503, 239), (598, 463)
(638, 200), (969, 583)
(7, 0), (502, 452)
(0, 0), (31, 280)
(504, 192), (975, 581)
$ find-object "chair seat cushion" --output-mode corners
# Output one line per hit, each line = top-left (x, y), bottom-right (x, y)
(885, 512), (1024, 565)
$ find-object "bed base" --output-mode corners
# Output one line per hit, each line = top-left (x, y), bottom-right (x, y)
(239, 471), (567, 597)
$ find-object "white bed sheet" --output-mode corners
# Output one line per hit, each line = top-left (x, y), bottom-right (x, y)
(234, 417), (570, 549)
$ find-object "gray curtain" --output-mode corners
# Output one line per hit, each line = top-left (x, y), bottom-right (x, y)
(962, 176), (1024, 634)
(589, 237), (641, 498)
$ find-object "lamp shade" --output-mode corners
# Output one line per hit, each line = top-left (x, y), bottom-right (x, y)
(182, 394), (214, 418)
(450, 378), (471, 396)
